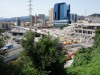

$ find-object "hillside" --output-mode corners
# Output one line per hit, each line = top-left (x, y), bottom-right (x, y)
(89, 13), (100, 17)
(0, 16), (30, 21)
(67, 29), (100, 75)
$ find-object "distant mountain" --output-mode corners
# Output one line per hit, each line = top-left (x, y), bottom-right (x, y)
(20, 16), (30, 21)
(89, 13), (100, 17)
(0, 17), (5, 20)
(0, 16), (30, 21)
(0, 15), (48, 21)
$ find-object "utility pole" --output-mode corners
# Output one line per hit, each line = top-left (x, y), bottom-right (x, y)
(29, 0), (33, 27)
(85, 10), (86, 17)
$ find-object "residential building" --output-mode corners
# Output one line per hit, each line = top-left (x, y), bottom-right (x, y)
(49, 8), (54, 27)
(0, 22), (11, 30)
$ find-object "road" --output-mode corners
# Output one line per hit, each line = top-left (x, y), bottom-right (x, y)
(4, 31), (23, 62)
(4, 28), (53, 62)
(4, 48), (23, 62)
(5, 31), (21, 49)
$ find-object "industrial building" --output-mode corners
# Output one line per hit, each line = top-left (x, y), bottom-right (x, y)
(85, 17), (100, 23)
(64, 23), (100, 45)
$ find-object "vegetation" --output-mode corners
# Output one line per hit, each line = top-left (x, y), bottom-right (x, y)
(67, 29), (100, 75)
(0, 29), (8, 60)
(0, 30), (14, 75)
(17, 30), (67, 75)
(89, 13), (100, 17)
(1, 29), (100, 75)
(60, 25), (69, 30)
(0, 30), (66, 75)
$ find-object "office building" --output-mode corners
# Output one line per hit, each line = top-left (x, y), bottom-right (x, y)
(16, 17), (20, 26)
(49, 8), (54, 26)
(70, 13), (77, 23)
(54, 2), (71, 27)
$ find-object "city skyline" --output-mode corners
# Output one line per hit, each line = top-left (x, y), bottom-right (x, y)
(0, 0), (100, 18)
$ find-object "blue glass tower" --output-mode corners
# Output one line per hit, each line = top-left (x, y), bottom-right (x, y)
(54, 3), (59, 20)
(54, 2), (71, 27)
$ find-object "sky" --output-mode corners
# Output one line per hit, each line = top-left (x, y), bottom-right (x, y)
(0, 0), (100, 18)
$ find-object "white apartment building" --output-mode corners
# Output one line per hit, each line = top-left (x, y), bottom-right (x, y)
(49, 8), (54, 27)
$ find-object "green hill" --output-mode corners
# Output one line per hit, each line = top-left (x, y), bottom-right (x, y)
(89, 13), (100, 17)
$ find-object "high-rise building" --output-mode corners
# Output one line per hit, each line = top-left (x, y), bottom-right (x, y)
(16, 17), (20, 26)
(70, 13), (77, 22)
(54, 2), (70, 27)
(38, 14), (45, 20)
(49, 8), (54, 26)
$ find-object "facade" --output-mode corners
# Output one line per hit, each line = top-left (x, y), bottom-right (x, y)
(54, 2), (70, 27)
(34, 14), (50, 28)
(74, 23), (100, 35)
(73, 23), (100, 43)
(38, 14), (45, 20)
(0, 22), (11, 30)
(85, 17), (100, 23)
(64, 23), (100, 44)
(70, 14), (77, 23)
(16, 17), (21, 26)
(49, 8), (54, 27)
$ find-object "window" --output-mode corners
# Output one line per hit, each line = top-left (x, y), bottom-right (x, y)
(54, 12), (56, 19)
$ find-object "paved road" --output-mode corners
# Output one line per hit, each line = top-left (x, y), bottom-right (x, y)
(4, 29), (50, 62)
(4, 31), (23, 62)
(4, 48), (23, 62)
(5, 31), (21, 49)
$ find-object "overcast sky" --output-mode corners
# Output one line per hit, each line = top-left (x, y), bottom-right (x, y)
(0, 0), (100, 18)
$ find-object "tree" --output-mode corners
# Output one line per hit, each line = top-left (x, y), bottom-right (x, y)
(0, 30), (16, 75)
(0, 29), (8, 61)
(60, 25), (64, 30)
(0, 29), (9, 75)
(20, 30), (67, 75)
(67, 29), (100, 75)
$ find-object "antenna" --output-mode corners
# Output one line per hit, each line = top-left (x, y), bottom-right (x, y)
(28, 0), (33, 27)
